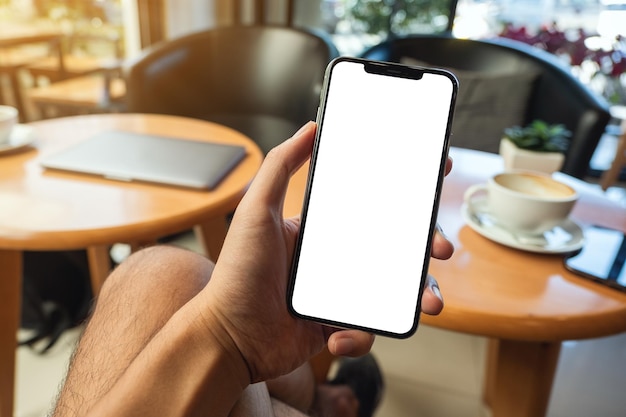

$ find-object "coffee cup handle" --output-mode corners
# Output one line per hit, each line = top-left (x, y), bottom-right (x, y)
(464, 184), (488, 206)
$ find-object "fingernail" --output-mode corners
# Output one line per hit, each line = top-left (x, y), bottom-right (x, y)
(333, 337), (355, 356)
(436, 223), (449, 240)
(291, 121), (314, 139)
(430, 282), (443, 303)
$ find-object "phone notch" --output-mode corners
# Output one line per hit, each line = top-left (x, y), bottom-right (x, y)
(363, 61), (424, 80)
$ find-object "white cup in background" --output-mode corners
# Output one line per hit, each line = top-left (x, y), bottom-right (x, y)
(464, 171), (578, 236)
(0, 105), (18, 145)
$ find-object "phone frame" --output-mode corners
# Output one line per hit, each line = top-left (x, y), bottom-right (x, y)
(287, 57), (458, 338)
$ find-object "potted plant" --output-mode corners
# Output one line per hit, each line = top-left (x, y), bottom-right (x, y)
(499, 120), (572, 174)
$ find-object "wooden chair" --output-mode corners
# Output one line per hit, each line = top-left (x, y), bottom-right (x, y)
(25, 33), (123, 84)
(27, 69), (126, 118)
(0, 33), (63, 121)
(23, 33), (126, 120)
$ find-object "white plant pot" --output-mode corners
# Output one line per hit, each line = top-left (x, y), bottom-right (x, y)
(499, 138), (565, 174)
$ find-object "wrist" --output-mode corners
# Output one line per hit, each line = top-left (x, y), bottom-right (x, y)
(87, 297), (252, 416)
(186, 292), (252, 389)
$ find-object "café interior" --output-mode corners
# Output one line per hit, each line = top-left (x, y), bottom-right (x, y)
(2, 0), (626, 416)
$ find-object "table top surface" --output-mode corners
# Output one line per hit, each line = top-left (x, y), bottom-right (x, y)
(0, 113), (264, 250)
(284, 147), (626, 342)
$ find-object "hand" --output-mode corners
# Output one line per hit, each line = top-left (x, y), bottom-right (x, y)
(200, 122), (454, 384)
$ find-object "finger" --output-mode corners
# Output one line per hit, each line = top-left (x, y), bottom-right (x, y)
(431, 224), (454, 260)
(421, 275), (444, 316)
(444, 156), (453, 176)
(327, 330), (375, 357)
(241, 122), (316, 210)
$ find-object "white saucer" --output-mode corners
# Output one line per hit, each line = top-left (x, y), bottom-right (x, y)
(0, 124), (35, 155)
(462, 194), (584, 254)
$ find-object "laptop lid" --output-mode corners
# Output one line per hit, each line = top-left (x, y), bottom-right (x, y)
(41, 130), (248, 190)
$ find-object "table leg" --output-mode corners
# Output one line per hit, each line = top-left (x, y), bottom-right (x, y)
(483, 338), (561, 417)
(7, 71), (27, 123)
(0, 250), (22, 417)
(0, 74), (6, 105)
(194, 217), (229, 261)
(130, 239), (159, 253)
(87, 245), (112, 297)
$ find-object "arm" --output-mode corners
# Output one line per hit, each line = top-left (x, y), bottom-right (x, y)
(86, 121), (452, 415)
(87, 122), (322, 415)
(87, 304), (249, 417)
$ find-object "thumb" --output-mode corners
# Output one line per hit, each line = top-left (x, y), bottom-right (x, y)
(239, 122), (316, 213)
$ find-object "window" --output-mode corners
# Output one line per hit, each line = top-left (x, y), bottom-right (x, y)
(293, 0), (459, 55)
(0, 0), (130, 56)
(453, 0), (604, 39)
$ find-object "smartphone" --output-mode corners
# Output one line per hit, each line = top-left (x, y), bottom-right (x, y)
(287, 57), (457, 338)
(564, 225), (626, 293)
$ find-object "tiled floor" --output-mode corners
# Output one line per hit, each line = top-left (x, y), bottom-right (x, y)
(15, 328), (79, 417)
(373, 328), (626, 417)
(15, 133), (626, 417)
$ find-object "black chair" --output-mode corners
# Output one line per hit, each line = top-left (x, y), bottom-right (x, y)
(124, 25), (339, 154)
(360, 34), (611, 179)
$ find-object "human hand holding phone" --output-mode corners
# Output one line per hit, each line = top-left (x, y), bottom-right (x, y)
(203, 120), (453, 383)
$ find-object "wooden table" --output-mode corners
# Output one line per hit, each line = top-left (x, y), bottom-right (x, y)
(0, 113), (263, 417)
(284, 147), (626, 417)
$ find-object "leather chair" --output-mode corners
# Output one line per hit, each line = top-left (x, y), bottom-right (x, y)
(124, 25), (339, 154)
(360, 34), (612, 179)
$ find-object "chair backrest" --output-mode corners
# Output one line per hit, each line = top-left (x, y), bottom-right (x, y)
(124, 25), (339, 153)
(361, 34), (611, 179)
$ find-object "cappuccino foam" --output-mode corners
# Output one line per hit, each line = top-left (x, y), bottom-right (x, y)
(495, 173), (575, 199)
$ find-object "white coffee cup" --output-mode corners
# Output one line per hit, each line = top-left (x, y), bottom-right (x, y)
(0, 105), (18, 145)
(464, 170), (578, 235)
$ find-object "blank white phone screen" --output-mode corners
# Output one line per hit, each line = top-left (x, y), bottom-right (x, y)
(290, 60), (454, 336)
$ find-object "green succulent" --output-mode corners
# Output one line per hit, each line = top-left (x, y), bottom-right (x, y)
(503, 120), (571, 153)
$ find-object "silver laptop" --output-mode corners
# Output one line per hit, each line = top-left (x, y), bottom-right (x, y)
(41, 130), (247, 190)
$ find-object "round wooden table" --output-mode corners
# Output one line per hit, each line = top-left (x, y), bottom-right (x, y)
(0, 113), (263, 417)
(284, 147), (626, 417)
